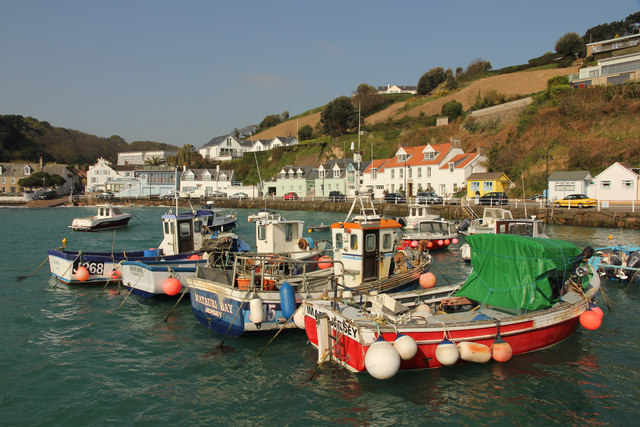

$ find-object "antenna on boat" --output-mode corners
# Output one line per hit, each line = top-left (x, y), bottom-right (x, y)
(174, 166), (179, 215)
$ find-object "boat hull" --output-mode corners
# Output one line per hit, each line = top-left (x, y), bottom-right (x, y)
(71, 215), (132, 232)
(120, 259), (206, 298)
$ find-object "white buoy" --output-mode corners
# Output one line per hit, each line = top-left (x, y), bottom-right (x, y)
(415, 303), (432, 314)
(435, 338), (459, 366)
(457, 341), (492, 363)
(249, 297), (265, 325)
(293, 307), (305, 330)
(364, 337), (401, 380)
(393, 333), (418, 360)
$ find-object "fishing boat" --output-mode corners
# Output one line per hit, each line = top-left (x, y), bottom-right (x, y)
(119, 232), (250, 298)
(400, 218), (459, 251)
(200, 201), (237, 232)
(459, 214), (548, 261)
(188, 195), (432, 336)
(307, 223), (330, 233)
(590, 244), (640, 283)
(457, 207), (514, 235)
(401, 204), (441, 230)
(48, 208), (229, 285)
(70, 204), (133, 232)
(302, 234), (601, 379)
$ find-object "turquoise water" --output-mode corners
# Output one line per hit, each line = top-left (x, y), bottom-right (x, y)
(1, 205), (640, 425)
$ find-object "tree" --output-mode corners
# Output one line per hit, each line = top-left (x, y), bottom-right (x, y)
(18, 171), (65, 189)
(298, 124), (313, 140)
(256, 114), (283, 133)
(176, 144), (197, 168)
(555, 32), (586, 59)
(352, 83), (386, 115)
(144, 156), (166, 166)
(320, 96), (358, 137)
(417, 67), (446, 95)
(441, 100), (464, 120)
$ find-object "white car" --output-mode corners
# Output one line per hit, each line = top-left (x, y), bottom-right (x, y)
(229, 192), (248, 200)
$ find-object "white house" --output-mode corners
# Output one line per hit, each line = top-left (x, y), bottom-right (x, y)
(591, 162), (639, 201)
(269, 136), (298, 150)
(179, 167), (234, 196)
(361, 139), (486, 198)
(86, 158), (136, 194)
(376, 84), (418, 95)
(548, 171), (593, 201)
(199, 134), (251, 161)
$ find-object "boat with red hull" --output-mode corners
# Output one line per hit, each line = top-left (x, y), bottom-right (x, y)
(302, 234), (601, 379)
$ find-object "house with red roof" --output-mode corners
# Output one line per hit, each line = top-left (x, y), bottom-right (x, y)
(361, 138), (487, 199)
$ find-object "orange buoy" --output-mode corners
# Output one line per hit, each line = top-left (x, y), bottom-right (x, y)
(427, 241), (433, 248)
(491, 335), (513, 362)
(580, 309), (602, 330)
(110, 269), (121, 280)
(419, 272), (437, 289)
(589, 303), (604, 319)
(76, 266), (90, 281)
(444, 239), (450, 245)
(318, 255), (333, 269)
(162, 277), (182, 296)
(452, 238), (459, 244)
(188, 254), (200, 260)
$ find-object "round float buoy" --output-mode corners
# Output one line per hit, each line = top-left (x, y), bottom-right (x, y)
(437, 240), (444, 246)
(608, 235), (613, 240)
(458, 341), (492, 363)
(580, 309), (602, 330)
(250, 297), (265, 324)
(444, 239), (450, 245)
(293, 307), (305, 330)
(419, 272), (437, 289)
(491, 335), (513, 362)
(393, 333), (418, 360)
(318, 256), (333, 270)
(162, 277), (181, 296)
(427, 241), (433, 249)
(364, 336), (401, 380)
(189, 254), (200, 260)
(435, 337), (459, 366)
(415, 303), (431, 314)
(280, 281), (296, 319)
(452, 238), (459, 245)
(75, 266), (89, 281)
(110, 269), (121, 280)
(589, 303), (604, 319)
(411, 240), (418, 248)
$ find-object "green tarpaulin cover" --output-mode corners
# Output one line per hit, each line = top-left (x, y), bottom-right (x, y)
(455, 234), (582, 311)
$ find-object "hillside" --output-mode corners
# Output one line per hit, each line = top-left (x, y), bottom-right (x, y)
(252, 67), (579, 140)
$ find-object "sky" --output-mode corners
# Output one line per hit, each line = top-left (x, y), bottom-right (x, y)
(1, 1), (639, 148)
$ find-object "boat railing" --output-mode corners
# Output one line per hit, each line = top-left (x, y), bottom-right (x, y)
(225, 252), (345, 294)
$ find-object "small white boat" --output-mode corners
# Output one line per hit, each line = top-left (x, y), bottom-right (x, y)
(70, 204), (132, 232)
(401, 204), (441, 230)
(400, 218), (459, 251)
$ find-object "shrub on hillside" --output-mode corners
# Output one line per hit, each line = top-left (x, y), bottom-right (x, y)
(441, 100), (464, 120)
(547, 75), (569, 88)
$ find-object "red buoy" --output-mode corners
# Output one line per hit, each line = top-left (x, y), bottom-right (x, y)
(189, 254), (200, 260)
(437, 240), (444, 246)
(589, 303), (604, 319)
(110, 269), (121, 280)
(427, 241), (433, 248)
(580, 309), (602, 330)
(162, 277), (182, 296)
(452, 238), (459, 244)
(318, 255), (333, 269)
(76, 266), (90, 281)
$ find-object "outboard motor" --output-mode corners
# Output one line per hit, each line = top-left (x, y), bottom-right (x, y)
(457, 219), (470, 234)
(606, 251), (623, 279)
(627, 250), (640, 272)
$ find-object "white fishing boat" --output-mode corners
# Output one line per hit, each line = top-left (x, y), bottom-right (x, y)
(401, 203), (441, 230)
(70, 204), (132, 232)
(400, 218), (459, 251)
(188, 195), (432, 336)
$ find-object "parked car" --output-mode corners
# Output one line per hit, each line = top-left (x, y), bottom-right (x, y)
(163, 191), (176, 200)
(328, 191), (346, 202)
(283, 192), (298, 201)
(529, 194), (545, 201)
(38, 190), (58, 200)
(554, 194), (596, 208)
(384, 192), (406, 204)
(478, 192), (508, 205)
(416, 191), (443, 204)
(229, 192), (248, 200)
(208, 191), (227, 198)
(95, 192), (114, 200)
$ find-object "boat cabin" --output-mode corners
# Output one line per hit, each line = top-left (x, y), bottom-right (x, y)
(158, 210), (215, 255)
(254, 215), (307, 255)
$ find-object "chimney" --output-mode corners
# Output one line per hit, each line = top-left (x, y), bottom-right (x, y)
(450, 137), (461, 148)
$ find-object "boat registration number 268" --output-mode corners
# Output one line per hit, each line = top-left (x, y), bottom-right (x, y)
(73, 261), (105, 275)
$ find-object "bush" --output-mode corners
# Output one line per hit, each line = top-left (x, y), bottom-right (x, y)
(547, 75), (569, 88)
(441, 100), (464, 120)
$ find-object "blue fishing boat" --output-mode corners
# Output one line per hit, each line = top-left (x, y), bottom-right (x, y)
(590, 244), (640, 283)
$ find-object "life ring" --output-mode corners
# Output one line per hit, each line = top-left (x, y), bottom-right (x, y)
(298, 238), (308, 250)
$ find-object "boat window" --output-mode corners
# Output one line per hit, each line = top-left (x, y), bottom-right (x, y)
(285, 223), (294, 242)
(365, 234), (376, 252)
(112, 208), (121, 214)
(179, 222), (191, 237)
(99, 208), (104, 216)
(383, 233), (392, 250)
(194, 220), (202, 233)
(509, 223), (532, 236)
(164, 222), (169, 235)
(350, 234), (358, 250)
(257, 225), (266, 241)
(335, 233), (343, 249)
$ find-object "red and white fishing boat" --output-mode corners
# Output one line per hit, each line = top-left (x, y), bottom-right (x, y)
(400, 218), (459, 251)
(302, 234), (602, 379)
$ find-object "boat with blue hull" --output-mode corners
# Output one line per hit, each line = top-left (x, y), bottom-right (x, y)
(48, 207), (233, 285)
(188, 196), (432, 336)
(591, 244), (640, 283)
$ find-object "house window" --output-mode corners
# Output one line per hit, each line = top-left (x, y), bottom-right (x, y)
(424, 151), (436, 160)
(622, 180), (633, 189)
(397, 154), (407, 162)
(470, 182), (480, 191)
(427, 167), (431, 178)
(449, 163), (454, 172)
(482, 181), (493, 191)
(399, 169), (403, 179)
(371, 169), (377, 180)
(333, 169), (340, 178)
(226, 138), (232, 146)
(417, 168), (421, 178)
(408, 168), (412, 178)
(319, 170), (325, 179)
(600, 181), (611, 189)
(24, 166), (31, 175)
(1, 177), (5, 184)
(391, 169), (395, 179)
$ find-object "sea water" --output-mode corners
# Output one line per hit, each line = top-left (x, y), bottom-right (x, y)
(1, 205), (639, 425)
